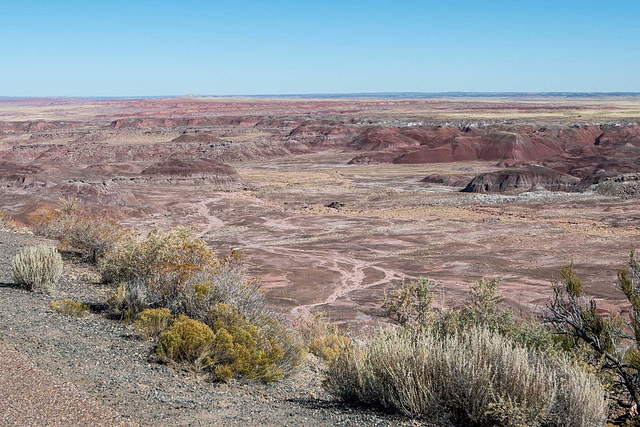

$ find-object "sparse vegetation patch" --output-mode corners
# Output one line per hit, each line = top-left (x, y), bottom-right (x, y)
(50, 299), (89, 318)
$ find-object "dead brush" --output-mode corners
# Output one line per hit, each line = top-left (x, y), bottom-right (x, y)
(30, 199), (127, 263)
(295, 311), (351, 363)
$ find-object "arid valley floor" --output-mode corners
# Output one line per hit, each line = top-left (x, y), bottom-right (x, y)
(2, 95), (640, 325)
(2, 95), (640, 424)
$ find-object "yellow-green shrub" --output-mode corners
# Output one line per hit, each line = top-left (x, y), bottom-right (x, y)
(155, 307), (287, 383)
(153, 257), (303, 376)
(156, 315), (216, 363)
(206, 303), (285, 382)
(12, 245), (63, 294)
(50, 299), (89, 318)
(135, 308), (173, 339)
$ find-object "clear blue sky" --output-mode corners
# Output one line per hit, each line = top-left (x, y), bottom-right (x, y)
(1, 0), (639, 96)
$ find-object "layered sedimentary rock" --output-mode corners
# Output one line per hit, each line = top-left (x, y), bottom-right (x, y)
(461, 165), (580, 193)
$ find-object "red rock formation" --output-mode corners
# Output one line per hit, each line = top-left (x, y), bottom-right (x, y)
(461, 165), (580, 193)
(140, 157), (242, 187)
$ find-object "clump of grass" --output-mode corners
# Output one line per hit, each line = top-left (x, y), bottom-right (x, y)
(50, 299), (89, 318)
(12, 245), (63, 294)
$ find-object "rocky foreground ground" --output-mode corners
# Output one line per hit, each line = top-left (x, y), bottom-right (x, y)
(0, 231), (417, 426)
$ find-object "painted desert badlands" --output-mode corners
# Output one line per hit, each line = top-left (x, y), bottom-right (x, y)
(2, 95), (639, 323)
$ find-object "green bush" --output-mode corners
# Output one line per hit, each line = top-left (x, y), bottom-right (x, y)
(545, 253), (640, 419)
(135, 308), (173, 339)
(157, 315), (216, 364)
(12, 245), (63, 294)
(325, 327), (607, 426)
(156, 307), (288, 383)
(50, 299), (89, 317)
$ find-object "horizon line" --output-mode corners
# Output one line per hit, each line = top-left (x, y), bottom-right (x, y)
(2, 91), (640, 100)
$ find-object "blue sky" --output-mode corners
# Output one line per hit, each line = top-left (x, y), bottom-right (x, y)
(0, 0), (638, 96)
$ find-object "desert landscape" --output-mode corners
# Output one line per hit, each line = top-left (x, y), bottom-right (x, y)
(4, 0), (640, 423)
(2, 94), (640, 425)
(2, 95), (640, 323)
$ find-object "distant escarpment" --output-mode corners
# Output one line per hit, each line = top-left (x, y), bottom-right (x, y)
(345, 124), (639, 193)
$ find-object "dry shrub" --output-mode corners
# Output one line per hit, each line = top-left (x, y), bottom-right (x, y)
(0, 210), (31, 233)
(12, 245), (63, 294)
(31, 199), (126, 263)
(325, 327), (606, 427)
(296, 312), (351, 362)
(99, 226), (214, 299)
(135, 308), (173, 339)
(50, 299), (89, 318)
(105, 280), (148, 320)
(384, 277), (561, 353)
(103, 233), (303, 377)
(97, 222), (302, 379)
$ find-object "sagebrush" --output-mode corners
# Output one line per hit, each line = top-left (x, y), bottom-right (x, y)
(326, 327), (606, 426)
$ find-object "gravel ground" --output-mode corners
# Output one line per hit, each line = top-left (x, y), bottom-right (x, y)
(0, 231), (419, 426)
